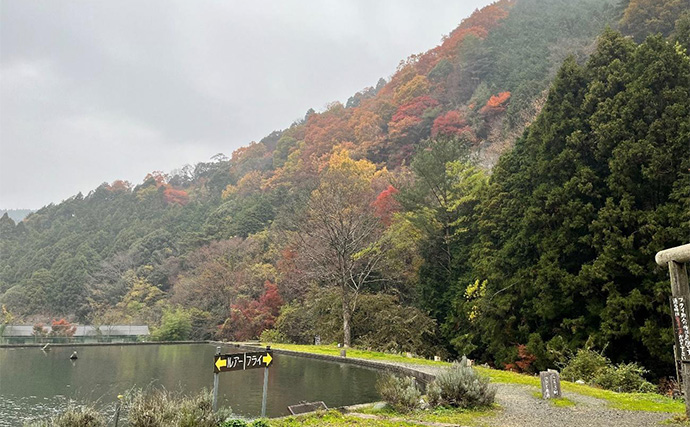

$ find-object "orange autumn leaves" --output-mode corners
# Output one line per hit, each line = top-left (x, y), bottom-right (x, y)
(225, 0), (514, 198)
(480, 91), (511, 115)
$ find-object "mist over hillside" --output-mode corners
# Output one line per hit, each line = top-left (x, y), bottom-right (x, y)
(0, 209), (34, 223)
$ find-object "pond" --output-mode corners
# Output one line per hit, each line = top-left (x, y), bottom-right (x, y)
(0, 343), (380, 426)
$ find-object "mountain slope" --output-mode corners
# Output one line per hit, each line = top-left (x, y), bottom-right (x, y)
(2, 0), (688, 376)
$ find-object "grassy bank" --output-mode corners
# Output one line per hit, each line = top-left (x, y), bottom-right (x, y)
(259, 343), (449, 367)
(270, 406), (494, 427)
(263, 342), (685, 414)
(475, 366), (684, 413)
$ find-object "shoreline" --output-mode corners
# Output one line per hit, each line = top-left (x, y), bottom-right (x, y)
(0, 340), (211, 348)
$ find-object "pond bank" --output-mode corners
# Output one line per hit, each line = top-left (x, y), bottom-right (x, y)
(250, 343), (685, 426)
(0, 340), (208, 348)
(225, 342), (436, 387)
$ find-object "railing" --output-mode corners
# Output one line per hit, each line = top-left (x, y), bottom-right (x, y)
(656, 243), (690, 416)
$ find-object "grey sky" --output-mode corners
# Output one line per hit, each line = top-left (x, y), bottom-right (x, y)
(1, 0), (492, 209)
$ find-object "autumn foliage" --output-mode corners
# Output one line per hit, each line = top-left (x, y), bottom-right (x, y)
(50, 318), (77, 337)
(218, 282), (283, 341)
(480, 92), (511, 115)
(372, 185), (400, 226)
(504, 344), (537, 373)
(431, 110), (473, 139)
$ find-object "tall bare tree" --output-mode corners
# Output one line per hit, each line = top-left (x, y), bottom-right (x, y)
(296, 151), (390, 347)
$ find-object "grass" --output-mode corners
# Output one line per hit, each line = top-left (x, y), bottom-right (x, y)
(269, 406), (495, 427)
(263, 342), (686, 414)
(661, 414), (690, 425)
(262, 343), (449, 367)
(268, 410), (429, 426)
(357, 403), (497, 425)
(561, 382), (684, 413)
(480, 365), (684, 413)
(531, 391), (576, 407)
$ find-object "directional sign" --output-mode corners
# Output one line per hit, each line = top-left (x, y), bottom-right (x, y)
(214, 351), (273, 374)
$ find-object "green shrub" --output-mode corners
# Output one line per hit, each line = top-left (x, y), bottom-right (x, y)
(593, 363), (656, 393)
(24, 403), (105, 427)
(428, 357), (495, 409)
(274, 302), (317, 344)
(376, 374), (421, 413)
(153, 307), (192, 341)
(561, 349), (655, 393)
(259, 328), (289, 344)
(250, 420), (270, 427)
(123, 388), (231, 427)
(561, 349), (608, 382)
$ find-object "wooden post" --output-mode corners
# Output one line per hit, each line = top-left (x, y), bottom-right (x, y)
(212, 346), (221, 412)
(261, 366), (269, 417)
(261, 345), (270, 417)
(670, 261), (690, 416)
(657, 244), (690, 416)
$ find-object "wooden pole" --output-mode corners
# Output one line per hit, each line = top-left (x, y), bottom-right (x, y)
(213, 346), (220, 412)
(261, 345), (270, 417)
(261, 366), (269, 417)
(669, 261), (690, 417)
(658, 244), (690, 416)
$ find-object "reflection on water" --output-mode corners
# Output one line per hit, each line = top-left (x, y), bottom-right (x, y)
(0, 344), (380, 425)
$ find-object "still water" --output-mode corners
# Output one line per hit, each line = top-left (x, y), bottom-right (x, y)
(0, 343), (380, 425)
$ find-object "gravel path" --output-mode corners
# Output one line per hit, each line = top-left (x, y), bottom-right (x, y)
(482, 382), (671, 427)
(371, 362), (675, 427)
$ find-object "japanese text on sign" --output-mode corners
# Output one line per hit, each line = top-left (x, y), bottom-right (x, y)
(671, 297), (690, 362)
(214, 351), (273, 373)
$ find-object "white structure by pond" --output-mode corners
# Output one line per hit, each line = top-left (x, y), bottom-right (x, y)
(1, 324), (150, 343)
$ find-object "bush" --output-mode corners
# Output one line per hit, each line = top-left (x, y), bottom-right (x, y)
(259, 328), (289, 344)
(24, 404), (105, 427)
(428, 357), (495, 409)
(561, 349), (655, 393)
(153, 307), (192, 341)
(123, 388), (231, 427)
(561, 349), (608, 382)
(274, 302), (317, 344)
(593, 363), (656, 393)
(376, 374), (421, 413)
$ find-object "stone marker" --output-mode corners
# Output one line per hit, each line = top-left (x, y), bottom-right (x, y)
(540, 370), (562, 399)
(434, 356), (441, 362)
(314, 335), (321, 346)
(340, 349), (347, 357)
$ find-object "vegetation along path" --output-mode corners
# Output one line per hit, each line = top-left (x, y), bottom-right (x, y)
(264, 344), (683, 426)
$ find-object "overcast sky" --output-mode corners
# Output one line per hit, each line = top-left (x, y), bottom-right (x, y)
(1, 0), (492, 209)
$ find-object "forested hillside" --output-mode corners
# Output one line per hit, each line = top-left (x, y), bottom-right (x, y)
(1, 0), (689, 378)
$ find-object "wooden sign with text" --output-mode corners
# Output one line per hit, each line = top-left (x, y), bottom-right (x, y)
(671, 296), (690, 362)
(214, 351), (273, 374)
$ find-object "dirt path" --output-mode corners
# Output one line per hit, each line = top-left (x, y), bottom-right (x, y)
(479, 382), (671, 427)
(372, 362), (676, 427)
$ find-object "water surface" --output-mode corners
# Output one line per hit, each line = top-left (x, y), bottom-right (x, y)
(0, 343), (379, 425)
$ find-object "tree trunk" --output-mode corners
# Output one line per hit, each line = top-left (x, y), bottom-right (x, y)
(342, 295), (352, 347)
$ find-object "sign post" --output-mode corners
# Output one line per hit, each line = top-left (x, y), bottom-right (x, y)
(212, 346), (221, 411)
(261, 364), (269, 416)
(211, 346), (274, 415)
(656, 243), (690, 416)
